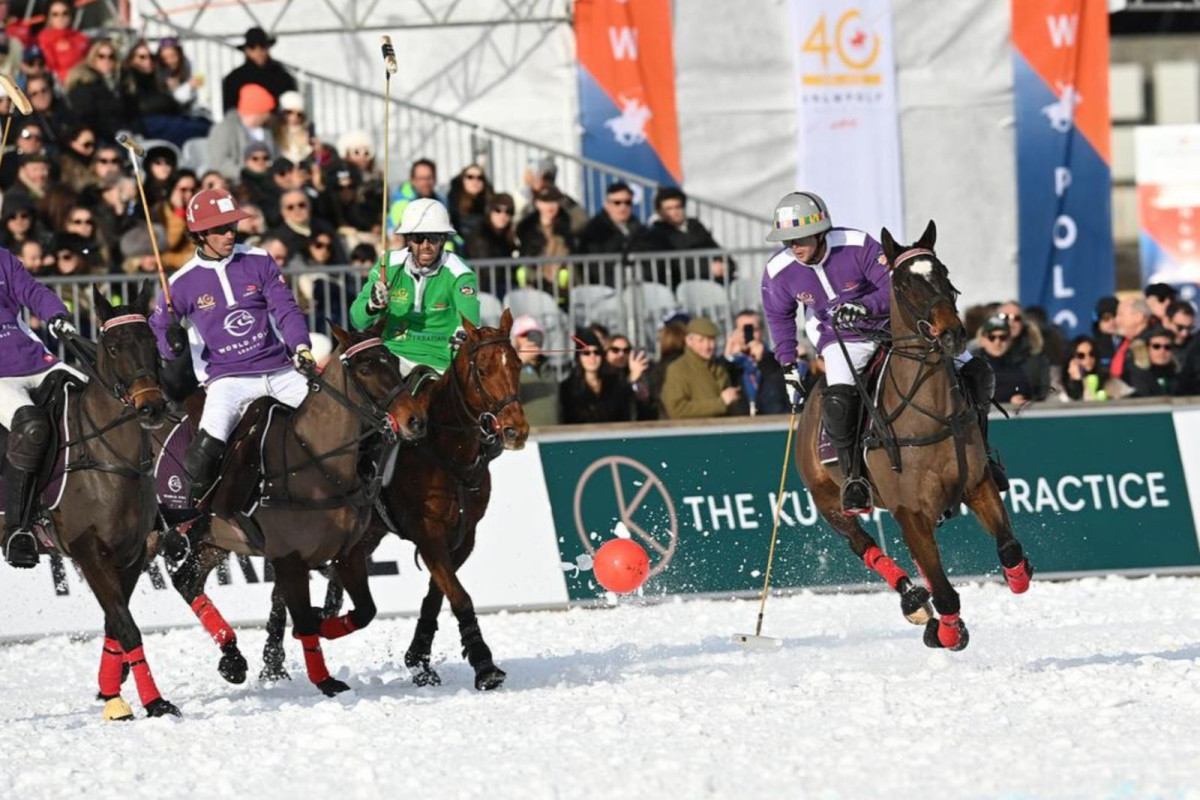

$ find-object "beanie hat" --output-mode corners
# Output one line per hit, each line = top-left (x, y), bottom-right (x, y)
(237, 83), (276, 115)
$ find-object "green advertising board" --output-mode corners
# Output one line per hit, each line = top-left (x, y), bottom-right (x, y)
(538, 411), (1200, 601)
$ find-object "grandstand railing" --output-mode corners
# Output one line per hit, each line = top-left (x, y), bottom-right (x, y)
(135, 17), (766, 250)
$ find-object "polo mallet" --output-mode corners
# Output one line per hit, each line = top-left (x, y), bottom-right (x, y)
(117, 134), (173, 311)
(733, 407), (798, 650)
(379, 35), (398, 269)
(0, 75), (32, 177)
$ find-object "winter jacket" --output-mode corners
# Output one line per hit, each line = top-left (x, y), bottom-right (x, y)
(660, 348), (734, 420)
(38, 27), (89, 83)
(221, 59), (297, 113)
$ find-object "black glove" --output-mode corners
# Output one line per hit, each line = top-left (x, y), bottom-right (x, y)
(166, 322), (187, 357)
(833, 302), (869, 329)
(48, 315), (77, 340)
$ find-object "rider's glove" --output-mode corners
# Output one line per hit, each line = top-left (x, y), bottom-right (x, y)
(165, 322), (187, 357)
(367, 280), (390, 313)
(48, 315), (77, 340)
(783, 362), (807, 409)
(832, 302), (869, 329)
(293, 345), (317, 376)
(450, 326), (468, 349)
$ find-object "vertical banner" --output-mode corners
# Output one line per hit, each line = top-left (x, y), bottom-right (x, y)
(575, 0), (682, 213)
(1135, 125), (1200, 297)
(788, 0), (903, 241)
(1012, 0), (1113, 336)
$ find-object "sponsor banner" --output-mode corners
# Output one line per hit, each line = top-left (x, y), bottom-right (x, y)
(540, 410), (1200, 601)
(1011, 0), (1114, 337)
(575, 0), (682, 210)
(1135, 124), (1200, 298)
(788, 0), (904, 240)
(0, 446), (567, 642)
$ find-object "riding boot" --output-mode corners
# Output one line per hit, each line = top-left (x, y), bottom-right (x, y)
(823, 385), (873, 515)
(958, 357), (1009, 492)
(184, 430), (227, 508)
(3, 406), (51, 568)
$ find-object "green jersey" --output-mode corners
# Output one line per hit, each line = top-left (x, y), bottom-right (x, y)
(349, 249), (481, 372)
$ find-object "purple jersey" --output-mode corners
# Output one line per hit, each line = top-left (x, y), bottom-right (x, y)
(0, 247), (68, 378)
(150, 245), (311, 384)
(760, 227), (890, 365)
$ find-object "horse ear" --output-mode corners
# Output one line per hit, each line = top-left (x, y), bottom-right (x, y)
(93, 286), (114, 323)
(500, 308), (513, 335)
(917, 219), (937, 250)
(879, 227), (897, 265)
(134, 280), (155, 317)
(368, 318), (387, 338)
(461, 314), (477, 334)
(328, 323), (352, 351)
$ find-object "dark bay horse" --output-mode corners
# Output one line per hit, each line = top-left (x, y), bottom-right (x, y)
(34, 284), (174, 719)
(797, 221), (1033, 650)
(166, 324), (426, 696)
(261, 310), (529, 691)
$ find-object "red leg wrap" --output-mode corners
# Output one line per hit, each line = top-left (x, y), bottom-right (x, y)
(296, 633), (331, 684)
(98, 638), (124, 698)
(862, 546), (908, 591)
(124, 646), (162, 706)
(937, 612), (961, 648)
(1003, 560), (1031, 594)
(190, 594), (237, 647)
(319, 614), (360, 640)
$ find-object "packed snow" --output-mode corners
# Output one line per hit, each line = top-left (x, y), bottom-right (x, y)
(3, 576), (1200, 800)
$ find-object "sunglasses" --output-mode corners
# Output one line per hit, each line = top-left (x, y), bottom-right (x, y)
(77, 140), (95, 148)
(11, 211), (31, 220)
(491, 207), (513, 215)
(608, 198), (632, 206)
(1150, 342), (1173, 351)
(608, 346), (631, 355)
(95, 52), (116, 61)
(406, 233), (445, 245)
(207, 223), (238, 236)
(132, 52), (152, 60)
(311, 240), (332, 250)
(284, 202), (308, 211)
(1074, 350), (1095, 359)
(580, 349), (602, 357)
(97, 157), (120, 165)
(987, 333), (1010, 343)
(1001, 312), (1022, 323)
(464, 173), (484, 181)
(69, 217), (93, 225)
(248, 154), (271, 162)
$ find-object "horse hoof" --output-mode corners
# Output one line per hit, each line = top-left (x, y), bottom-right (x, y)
(900, 585), (933, 625)
(411, 668), (441, 688)
(1003, 557), (1034, 594)
(475, 665), (507, 691)
(102, 697), (134, 721)
(317, 678), (351, 697)
(145, 698), (181, 718)
(218, 647), (248, 685)
(259, 663), (291, 683)
(923, 618), (969, 651)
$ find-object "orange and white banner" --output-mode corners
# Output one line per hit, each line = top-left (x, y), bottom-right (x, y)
(788, 0), (903, 239)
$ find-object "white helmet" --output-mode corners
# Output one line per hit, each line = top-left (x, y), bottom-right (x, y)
(766, 191), (832, 242)
(397, 198), (456, 236)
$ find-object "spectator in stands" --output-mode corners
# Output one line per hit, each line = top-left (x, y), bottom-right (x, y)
(117, 222), (166, 275)
(559, 330), (637, 424)
(1061, 335), (1108, 402)
(465, 192), (517, 262)
(200, 170), (229, 192)
(17, 239), (51, 275)
(522, 156), (585, 233)
(157, 169), (198, 270)
(53, 231), (99, 276)
(447, 164), (492, 242)
(88, 175), (134, 255)
(259, 234), (291, 268)
(1164, 300), (1195, 349)
(661, 317), (741, 419)
(90, 143), (124, 183)
(512, 314), (560, 426)
(268, 187), (345, 263)
(18, 45), (47, 90)
(25, 73), (75, 146)
(577, 181), (653, 285)
(1, 197), (39, 249)
(604, 333), (655, 420)
(320, 157), (377, 236)
(1145, 283), (1177, 327)
(516, 186), (573, 305)
(1111, 295), (1156, 382)
(56, 123), (95, 192)
(65, 39), (126, 143)
(208, 82), (276, 180)
(977, 315), (1032, 404)
(997, 301), (1050, 400)
(156, 37), (205, 115)
(1177, 319), (1200, 397)
(724, 309), (788, 415)
(236, 202), (267, 245)
(63, 203), (109, 268)
(221, 27), (297, 113)
(14, 121), (46, 160)
(648, 187), (730, 287)
(8, 152), (51, 209)
(123, 39), (211, 146)
(38, 0), (88, 84)
(1126, 328), (1179, 398)
(1023, 305), (1067, 369)
(1091, 295), (1120, 369)
(141, 144), (179, 206)
(387, 157), (441, 231)
(274, 90), (313, 163)
(646, 318), (688, 408)
(349, 243), (376, 271)
(238, 141), (275, 210)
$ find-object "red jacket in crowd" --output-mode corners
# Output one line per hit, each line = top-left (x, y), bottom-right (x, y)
(37, 26), (90, 83)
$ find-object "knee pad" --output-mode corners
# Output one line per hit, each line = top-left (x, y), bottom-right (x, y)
(822, 385), (860, 445)
(6, 406), (51, 472)
(959, 357), (995, 408)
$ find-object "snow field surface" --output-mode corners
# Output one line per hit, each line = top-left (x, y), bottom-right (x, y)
(3, 576), (1200, 799)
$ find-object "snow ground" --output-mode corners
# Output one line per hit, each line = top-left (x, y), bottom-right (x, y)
(3, 576), (1200, 800)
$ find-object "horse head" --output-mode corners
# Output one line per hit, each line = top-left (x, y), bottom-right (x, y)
(453, 309), (529, 450)
(327, 322), (425, 441)
(880, 220), (966, 356)
(92, 281), (168, 430)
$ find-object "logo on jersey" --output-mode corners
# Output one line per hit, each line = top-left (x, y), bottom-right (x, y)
(197, 293), (216, 310)
(167, 475), (183, 493)
(798, 292), (815, 304)
(223, 309), (256, 338)
(393, 288), (409, 303)
(844, 281), (859, 291)
(878, 254), (887, 265)
(459, 285), (475, 296)
(244, 284), (258, 296)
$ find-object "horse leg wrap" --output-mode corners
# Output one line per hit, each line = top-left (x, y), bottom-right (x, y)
(124, 646), (162, 706)
(937, 612), (961, 649)
(862, 546), (908, 591)
(459, 620), (493, 667)
(98, 638), (125, 699)
(319, 613), (360, 640)
(190, 594), (236, 648)
(1002, 560), (1032, 594)
(296, 633), (332, 684)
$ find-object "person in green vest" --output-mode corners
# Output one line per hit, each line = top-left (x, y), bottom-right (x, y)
(349, 198), (480, 376)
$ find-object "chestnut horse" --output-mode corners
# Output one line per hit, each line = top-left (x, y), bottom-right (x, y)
(797, 221), (1033, 650)
(165, 324), (426, 696)
(261, 310), (529, 690)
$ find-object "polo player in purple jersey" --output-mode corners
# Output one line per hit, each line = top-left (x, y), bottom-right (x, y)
(0, 248), (84, 567)
(150, 188), (316, 538)
(760, 192), (1005, 515)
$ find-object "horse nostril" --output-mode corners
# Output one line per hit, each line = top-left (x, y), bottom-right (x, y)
(409, 416), (424, 435)
(503, 426), (517, 440)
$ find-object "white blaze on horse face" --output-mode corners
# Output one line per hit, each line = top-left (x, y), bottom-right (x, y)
(908, 259), (934, 278)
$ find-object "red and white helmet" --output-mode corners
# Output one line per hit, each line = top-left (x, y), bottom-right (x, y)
(186, 188), (253, 233)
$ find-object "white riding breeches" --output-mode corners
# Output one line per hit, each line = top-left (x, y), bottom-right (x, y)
(199, 368), (310, 441)
(821, 340), (975, 387)
(0, 363), (87, 429)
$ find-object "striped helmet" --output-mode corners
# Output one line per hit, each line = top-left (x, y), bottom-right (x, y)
(766, 192), (831, 243)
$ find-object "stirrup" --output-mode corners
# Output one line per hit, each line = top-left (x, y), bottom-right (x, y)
(4, 529), (40, 568)
(840, 478), (873, 516)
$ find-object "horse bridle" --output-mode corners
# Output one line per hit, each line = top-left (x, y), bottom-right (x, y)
(308, 337), (405, 442)
(450, 335), (520, 442)
(889, 249), (962, 349)
(63, 313), (165, 410)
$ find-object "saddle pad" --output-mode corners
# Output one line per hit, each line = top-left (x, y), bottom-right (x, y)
(0, 378), (75, 515)
(155, 417), (193, 511)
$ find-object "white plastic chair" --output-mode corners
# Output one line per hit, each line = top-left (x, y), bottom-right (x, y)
(621, 282), (679, 349)
(676, 280), (732, 331)
(180, 136), (210, 174)
(569, 285), (616, 328)
(477, 291), (503, 328)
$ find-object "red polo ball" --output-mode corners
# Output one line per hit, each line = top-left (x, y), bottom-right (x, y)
(593, 539), (650, 594)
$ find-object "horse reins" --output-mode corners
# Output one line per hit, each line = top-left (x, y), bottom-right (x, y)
(447, 335), (521, 444)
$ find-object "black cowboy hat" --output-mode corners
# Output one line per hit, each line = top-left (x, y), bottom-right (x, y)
(238, 26), (276, 50)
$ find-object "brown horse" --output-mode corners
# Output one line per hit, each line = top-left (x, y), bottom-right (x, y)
(165, 324), (427, 696)
(797, 221), (1033, 650)
(34, 284), (174, 719)
(261, 310), (530, 690)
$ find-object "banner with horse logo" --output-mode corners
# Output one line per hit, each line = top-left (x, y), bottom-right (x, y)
(788, 0), (904, 241)
(1135, 124), (1200, 299)
(1011, 0), (1113, 336)
(575, 0), (682, 212)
